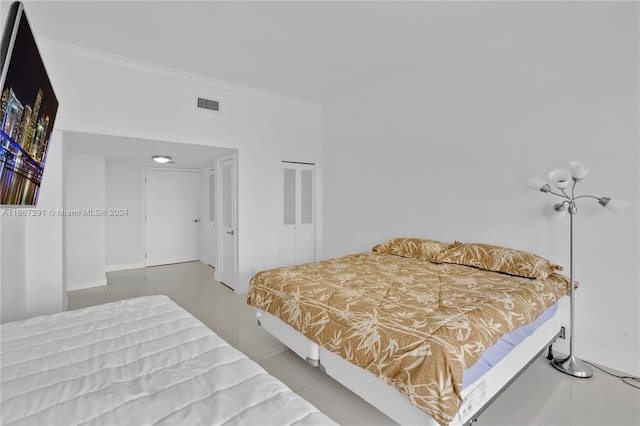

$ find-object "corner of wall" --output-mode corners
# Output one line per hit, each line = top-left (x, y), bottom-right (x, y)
(0, 216), (27, 323)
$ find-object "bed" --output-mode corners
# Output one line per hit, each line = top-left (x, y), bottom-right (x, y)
(0, 295), (336, 426)
(247, 238), (570, 426)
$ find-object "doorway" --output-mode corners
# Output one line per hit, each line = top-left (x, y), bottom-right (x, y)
(217, 155), (237, 289)
(144, 169), (200, 266)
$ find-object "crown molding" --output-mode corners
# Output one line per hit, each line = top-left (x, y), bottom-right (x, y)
(37, 37), (322, 112)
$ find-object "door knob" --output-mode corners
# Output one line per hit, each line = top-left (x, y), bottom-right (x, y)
(226, 230), (235, 235)
(193, 219), (200, 223)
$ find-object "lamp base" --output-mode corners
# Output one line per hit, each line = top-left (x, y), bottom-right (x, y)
(552, 354), (593, 378)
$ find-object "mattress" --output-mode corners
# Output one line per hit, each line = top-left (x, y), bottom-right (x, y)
(0, 295), (335, 426)
(462, 302), (558, 388)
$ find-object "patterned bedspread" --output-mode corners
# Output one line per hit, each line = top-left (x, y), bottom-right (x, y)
(247, 252), (569, 426)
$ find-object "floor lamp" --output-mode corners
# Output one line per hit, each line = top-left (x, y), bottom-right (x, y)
(527, 161), (628, 378)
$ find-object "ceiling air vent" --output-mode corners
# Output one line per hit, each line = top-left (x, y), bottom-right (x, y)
(197, 97), (220, 112)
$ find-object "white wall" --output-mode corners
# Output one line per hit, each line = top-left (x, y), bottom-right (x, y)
(105, 162), (144, 271)
(0, 219), (2, 319)
(0, 216), (26, 323)
(65, 153), (106, 290)
(25, 132), (65, 315)
(323, 4), (639, 375)
(0, 219), (2, 318)
(39, 39), (323, 293)
(0, 130), (65, 323)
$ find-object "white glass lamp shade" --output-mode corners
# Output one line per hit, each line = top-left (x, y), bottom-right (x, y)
(548, 169), (572, 189)
(527, 176), (551, 192)
(569, 161), (590, 180)
(599, 197), (630, 214)
(544, 203), (567, 219)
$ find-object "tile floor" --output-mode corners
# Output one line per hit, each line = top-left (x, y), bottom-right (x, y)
(67, 261), (640, 426)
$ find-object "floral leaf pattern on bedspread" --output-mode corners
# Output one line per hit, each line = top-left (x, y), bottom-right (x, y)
(247, 252), (569, 426)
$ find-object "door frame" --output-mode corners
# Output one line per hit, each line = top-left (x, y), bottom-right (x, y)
(215, 154), (238, 289)
(143, 167), (201, 267)
(206, 167), (217, 269)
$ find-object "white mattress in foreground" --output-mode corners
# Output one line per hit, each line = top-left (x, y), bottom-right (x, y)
(1, 295), (335, 426)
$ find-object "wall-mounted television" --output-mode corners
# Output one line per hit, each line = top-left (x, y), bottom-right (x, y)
(0, 1), (58, 206)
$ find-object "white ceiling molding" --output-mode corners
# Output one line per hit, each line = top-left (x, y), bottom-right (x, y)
(37, 37), (322, 112)
(27, 1), (625, 107)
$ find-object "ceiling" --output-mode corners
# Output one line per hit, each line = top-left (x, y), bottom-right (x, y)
(17, 1), (621, 166)
(23, 0), (620, 105)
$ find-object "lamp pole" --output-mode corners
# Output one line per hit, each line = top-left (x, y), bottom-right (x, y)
(552, 202), (593, 378)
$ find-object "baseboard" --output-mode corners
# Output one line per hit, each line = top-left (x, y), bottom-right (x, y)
(576, 342), (640, 378)
(105, 262), (145, 273)
(67, 277), (108, 291)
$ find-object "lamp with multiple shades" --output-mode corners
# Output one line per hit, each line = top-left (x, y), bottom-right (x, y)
(527, 161), (629, 378)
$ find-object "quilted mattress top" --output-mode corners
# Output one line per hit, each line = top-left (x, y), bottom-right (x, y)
(1, 295), (334, 426)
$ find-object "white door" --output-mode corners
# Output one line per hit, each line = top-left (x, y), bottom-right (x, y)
(206, 168), (217, 268)
(218, 156), (237, 289)
(279, 162), (315, 267)
(145, 169), (200, 266)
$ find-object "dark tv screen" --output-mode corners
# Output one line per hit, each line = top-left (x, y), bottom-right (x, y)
(0, 1), (58, 206)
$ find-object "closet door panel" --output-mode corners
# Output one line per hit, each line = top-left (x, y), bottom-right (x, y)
(278, 162), (315, 267)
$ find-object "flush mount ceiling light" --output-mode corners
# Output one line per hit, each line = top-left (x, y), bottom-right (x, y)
(152, 155), (172, 164)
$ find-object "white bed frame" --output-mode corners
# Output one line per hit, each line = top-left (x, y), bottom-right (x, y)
(256, 303), (566, 426)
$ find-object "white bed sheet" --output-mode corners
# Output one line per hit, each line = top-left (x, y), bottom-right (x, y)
(462, 302), (558, 388)
(1, 295), (335, 426)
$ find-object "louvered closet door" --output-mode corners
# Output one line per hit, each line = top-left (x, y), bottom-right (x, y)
(278, 162), (315, 267)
